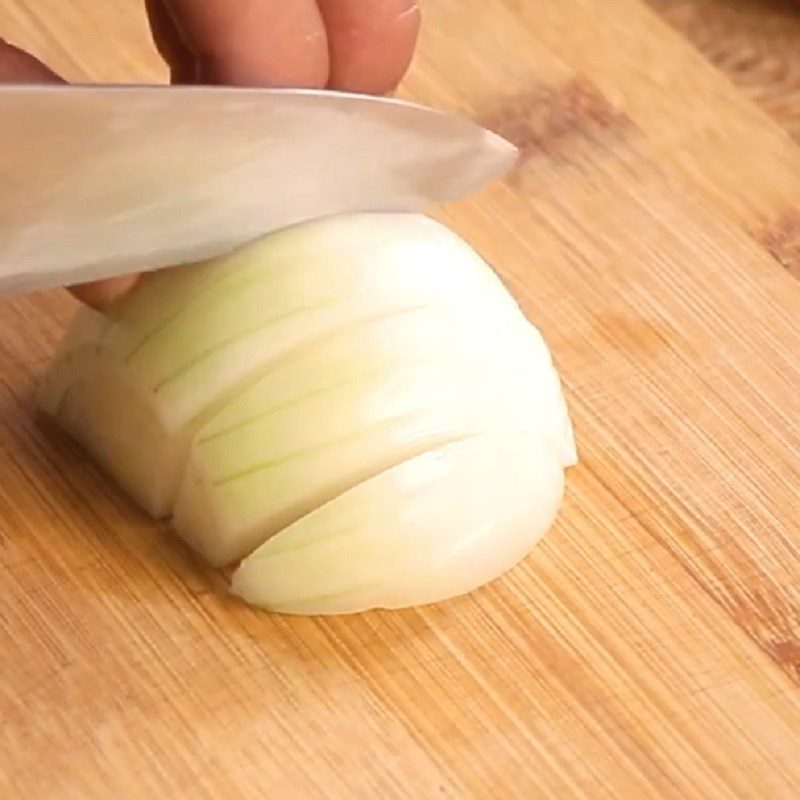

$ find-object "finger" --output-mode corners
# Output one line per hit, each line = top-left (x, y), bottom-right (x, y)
(316, 0), (420, 94)
(0, 38), (62, 82)
(68, 273), (141, 310)
(158, 0), (329, 87)
(144, 0), (198, 83)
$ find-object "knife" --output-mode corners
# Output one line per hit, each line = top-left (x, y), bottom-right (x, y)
(0, 85), (517, 297)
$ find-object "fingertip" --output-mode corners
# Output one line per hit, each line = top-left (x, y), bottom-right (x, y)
(319, 0), (420, 95)
(0, 39), (63, 83)
(160, 0), (330, 88)
(68, 274), (141, 311)
(195, 40), (329, 89)
(145, 0), (199, 84)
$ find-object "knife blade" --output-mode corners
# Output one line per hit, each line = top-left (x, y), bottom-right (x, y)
(0, 84), (517, 296)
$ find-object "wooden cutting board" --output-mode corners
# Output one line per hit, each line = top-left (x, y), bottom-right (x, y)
(648, 0), (800, 143)
(2, 1), (800, 797)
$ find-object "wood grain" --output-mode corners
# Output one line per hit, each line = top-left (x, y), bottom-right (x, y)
(648, 0), (800, 141)
(2, 1), (800, 798)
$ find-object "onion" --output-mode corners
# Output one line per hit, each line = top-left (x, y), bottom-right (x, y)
(40, 213), (576, 614)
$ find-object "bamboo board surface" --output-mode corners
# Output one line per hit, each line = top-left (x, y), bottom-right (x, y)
(648, 0), (800, 141)
(2, 1), (800, 798)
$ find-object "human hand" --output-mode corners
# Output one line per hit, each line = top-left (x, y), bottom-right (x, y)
(0, 0), (421, 309)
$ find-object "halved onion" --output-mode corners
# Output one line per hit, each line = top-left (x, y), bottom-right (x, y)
(40, 213), (576, 613)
